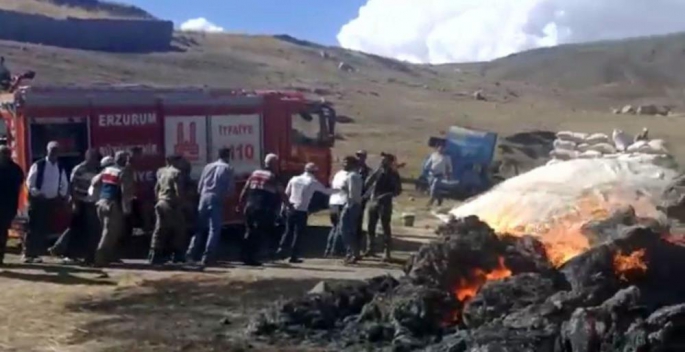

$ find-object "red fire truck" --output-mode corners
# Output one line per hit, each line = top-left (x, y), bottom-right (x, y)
(0, 85), (336, 239)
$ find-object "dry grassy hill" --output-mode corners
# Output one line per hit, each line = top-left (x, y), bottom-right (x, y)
(0, 0), (152, 19)
(3, 0), (685, 175)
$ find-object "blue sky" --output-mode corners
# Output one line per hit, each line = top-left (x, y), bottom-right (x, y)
(120, 0), (366, 45)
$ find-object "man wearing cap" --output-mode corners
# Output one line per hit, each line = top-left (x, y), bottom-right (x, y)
(186, 147), (234, 267)
(355, 150), (372, 252)
(49, 149), (102, 264)
(90, 151), (132, 267)
(276, 163), (331, 263)
(25, 141), (69, 263)
(0, 145), (24, 265)
(148, 155), (187, 265)
(364, 153), (402, 261)
(238, 153), (290, 266)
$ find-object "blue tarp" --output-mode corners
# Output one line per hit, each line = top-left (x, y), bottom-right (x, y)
(421, 125), (498, 189)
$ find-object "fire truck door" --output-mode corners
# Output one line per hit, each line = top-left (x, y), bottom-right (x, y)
(29, 116), (89, 176)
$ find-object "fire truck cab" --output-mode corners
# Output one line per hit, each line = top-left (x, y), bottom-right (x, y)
(0, 85), (336, 239)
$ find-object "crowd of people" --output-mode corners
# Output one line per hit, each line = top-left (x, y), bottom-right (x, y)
(0, 141), (403, 268)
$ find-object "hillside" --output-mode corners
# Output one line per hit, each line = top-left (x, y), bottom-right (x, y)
(4, 1), (685, 173)
(472, 32), (685, 106)
(0, 0), (152, 19)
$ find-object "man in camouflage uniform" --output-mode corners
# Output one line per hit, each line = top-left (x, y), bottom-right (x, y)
(90, 151), (133, 267)
(148, 155), (187, 265)
(49, 149), (101, 264)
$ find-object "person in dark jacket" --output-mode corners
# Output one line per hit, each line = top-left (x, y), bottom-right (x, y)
(355, 150), (372, 253)
(49, 149), (102, 265)
(364, 153), (402, 261)
(0, 145), (24, 264)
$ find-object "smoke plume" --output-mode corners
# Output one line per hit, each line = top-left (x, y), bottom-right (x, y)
(338, 0), (685, 64)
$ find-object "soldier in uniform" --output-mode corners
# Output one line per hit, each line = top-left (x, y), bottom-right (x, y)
(148, 155), (187, 265)
(89, 151), (132, 267)
(238, 154), (290, 266)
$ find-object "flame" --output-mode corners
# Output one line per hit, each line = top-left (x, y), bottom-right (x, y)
(613, 249), (648, 281)
(473, 191), (660, 267)
(453, 257), (512, 303)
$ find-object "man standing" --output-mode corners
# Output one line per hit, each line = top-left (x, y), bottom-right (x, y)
(186, 148), (234, 267)
(25, 141), (68, 263)
(426, 142), (453, 207)
(364, 153), (402, 261)
(355, 150), (371, 254)
(124, 147), (144, 235)
(0, 145), (24, 265)
(90, 151), (132, 267)
(324, 160), (348, 258)
(49, 149), (101, 264)
(149, 155), (187, 265)
(337, 156), (363, 264)
(277, 163), (331, 264)
(239, 153), (289, 266)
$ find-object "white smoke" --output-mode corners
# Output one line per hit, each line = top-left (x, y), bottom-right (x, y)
(180, 18), (224, 33)
(338, 0), (685, 64)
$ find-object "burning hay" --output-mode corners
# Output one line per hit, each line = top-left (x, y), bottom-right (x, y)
(450, 157), (678, 267)
(247, 217), (685, 351)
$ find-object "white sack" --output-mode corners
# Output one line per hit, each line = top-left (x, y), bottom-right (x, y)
(553, 139), (577, 151)
(648, 139), (669, 154)
(588, 143), (617, 154)
(585, 133), (610, 145)
(557, 131), (587, 143)
(550, 149), (577, 160)
(578, 150), (603, 159)
(627, 141), (649, 152)
(612, 129), (633, 152)
(450, 157), (678, 265)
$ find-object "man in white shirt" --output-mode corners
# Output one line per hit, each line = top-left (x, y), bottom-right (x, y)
(324, 160), (350, 258)
(277, 163), (331, 263)
(426, 142), (453, 207)
(337, 156), (363, 264)
(25, 141), (69, 263)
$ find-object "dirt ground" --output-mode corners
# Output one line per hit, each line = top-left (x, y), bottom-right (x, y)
(0, 187), (445, 352)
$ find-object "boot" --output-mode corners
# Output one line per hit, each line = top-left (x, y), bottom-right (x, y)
(382, 238), (392, 262)
(172, 251), (186, 264)
(363, 234), (377, 257)
(148, 249), (165, 265)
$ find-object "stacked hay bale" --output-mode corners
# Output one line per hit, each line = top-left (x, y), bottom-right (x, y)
(548, 129), (678, 169)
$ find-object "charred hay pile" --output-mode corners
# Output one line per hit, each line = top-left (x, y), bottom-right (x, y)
(248, 216), (685, 352)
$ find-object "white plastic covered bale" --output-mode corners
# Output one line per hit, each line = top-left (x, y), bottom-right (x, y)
(450, 158), (678, 265)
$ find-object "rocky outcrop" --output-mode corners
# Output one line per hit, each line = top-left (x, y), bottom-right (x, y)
(0, 10), (173, 52)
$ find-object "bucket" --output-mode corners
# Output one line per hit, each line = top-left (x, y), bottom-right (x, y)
(402, 213), (415, 227)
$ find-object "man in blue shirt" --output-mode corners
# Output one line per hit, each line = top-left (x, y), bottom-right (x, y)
(186, 147), (234, 267)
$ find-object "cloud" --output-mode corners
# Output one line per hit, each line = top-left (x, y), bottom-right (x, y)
(338, 0), (685, 64)
(179, 17), (224, 33)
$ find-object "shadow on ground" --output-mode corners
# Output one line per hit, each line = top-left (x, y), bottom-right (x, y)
(120, 225), (424, 263)
(65, 276), (350, 351)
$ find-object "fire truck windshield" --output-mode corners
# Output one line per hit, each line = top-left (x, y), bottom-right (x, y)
(291, 103), (335, 147)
